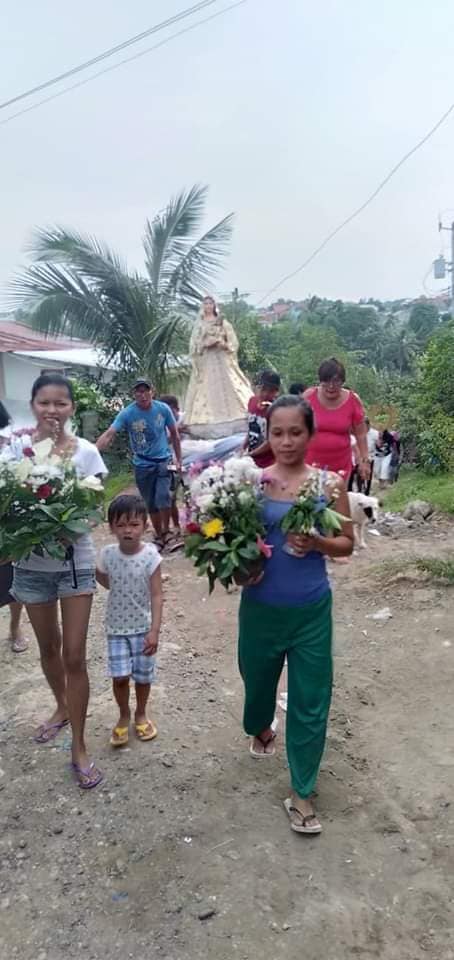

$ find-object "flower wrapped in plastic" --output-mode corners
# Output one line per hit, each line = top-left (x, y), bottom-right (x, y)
(0, 437), (104, 563)
(279, 469), (348, 554)
(184, 456), (270, 593)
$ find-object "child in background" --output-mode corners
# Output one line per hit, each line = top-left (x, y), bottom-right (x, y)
(246, 370), (281, 468)
(96, 494), (163, 747)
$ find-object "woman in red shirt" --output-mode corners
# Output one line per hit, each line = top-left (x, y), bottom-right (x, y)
(304, 358), (369, 485)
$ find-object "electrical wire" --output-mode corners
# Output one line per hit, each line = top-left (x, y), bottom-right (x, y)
(258, 98), (454, 305)
(1, 1), (246, 128)
(0, 0), (223, 112)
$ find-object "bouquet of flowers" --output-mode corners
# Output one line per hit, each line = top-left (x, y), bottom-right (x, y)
(0, 437), (104, 563)
(184, 456), (270, 593)
(280, 469), (348, 552)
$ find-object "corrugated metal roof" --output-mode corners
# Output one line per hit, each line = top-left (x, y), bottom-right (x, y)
(0, 321), (87, 354)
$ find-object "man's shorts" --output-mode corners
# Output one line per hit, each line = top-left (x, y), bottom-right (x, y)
(135, 461), (171, 513)
(11, 567), (96, 605)
(107, 633), (156, 684)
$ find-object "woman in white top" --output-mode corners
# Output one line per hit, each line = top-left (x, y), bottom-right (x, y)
(10, 374), (108, 789)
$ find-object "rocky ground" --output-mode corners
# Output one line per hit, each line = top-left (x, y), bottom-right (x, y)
(0, 516), (453, 960)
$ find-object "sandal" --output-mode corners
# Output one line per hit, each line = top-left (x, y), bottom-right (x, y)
(135, 720), (158, 742)
(71, 761), (103, 790)
(9, 634), (29, 654)
(283, 797), (322, 835)
(110, 725), (129, 748)
(250, 730), (276, 758)
(34, 719), (69, 744)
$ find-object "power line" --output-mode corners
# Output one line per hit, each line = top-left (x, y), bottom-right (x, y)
(1, 2), (246, 128)
(258, 98), (454, 305)
(0, 0), (223, 112)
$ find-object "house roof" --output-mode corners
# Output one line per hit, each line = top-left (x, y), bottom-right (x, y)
(14, 347), (116, 369)
(0, 320), (87, 354)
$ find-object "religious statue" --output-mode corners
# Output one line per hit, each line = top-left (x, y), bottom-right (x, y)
(184, 296), (252, 439)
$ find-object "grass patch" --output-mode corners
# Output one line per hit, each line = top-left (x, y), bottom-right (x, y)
(104, 470), (133, 503)
(383, 467), (454, 515)
(415, 557), (454, 583)
(370, 554), (454, 585)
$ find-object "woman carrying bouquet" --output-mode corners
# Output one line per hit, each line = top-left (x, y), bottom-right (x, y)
(239, 395), (353, 834)
(9, 374), (108, 789)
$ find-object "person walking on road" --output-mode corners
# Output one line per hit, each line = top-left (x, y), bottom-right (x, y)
(96, 379), (182, 551)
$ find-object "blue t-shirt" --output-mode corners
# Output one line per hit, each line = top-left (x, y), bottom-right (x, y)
(244, 498), (330, 607)
(112, 401), (175, 466)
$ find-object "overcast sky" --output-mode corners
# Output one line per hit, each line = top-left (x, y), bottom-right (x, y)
(1, 0), (454, 306)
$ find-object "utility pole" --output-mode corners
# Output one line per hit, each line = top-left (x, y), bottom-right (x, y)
(232, 286), (239, 325)
(437, 218), (454, 314)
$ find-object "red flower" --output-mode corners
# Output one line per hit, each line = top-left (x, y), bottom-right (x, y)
(36, 484), (52, 500)
(22, 447), (34, 458)
(185, 521), (201, 534)
(257, 535), (273, 559)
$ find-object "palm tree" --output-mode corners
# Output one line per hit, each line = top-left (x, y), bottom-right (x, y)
(9, 185), (233, 390)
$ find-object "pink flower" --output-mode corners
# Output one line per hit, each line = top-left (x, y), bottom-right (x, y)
(22, 447), (34, 458)
(257, 535), (273, 559)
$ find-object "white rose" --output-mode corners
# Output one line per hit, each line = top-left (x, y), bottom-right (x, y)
(78, 475), (103, 492)
(33, 438), (53, 463)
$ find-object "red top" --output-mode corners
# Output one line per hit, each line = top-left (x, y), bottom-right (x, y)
(304, 388), (364, 480)
(247, 396), (274, 468)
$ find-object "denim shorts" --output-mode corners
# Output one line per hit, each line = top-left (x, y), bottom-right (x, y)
(11, 567), (96, 605)
(107, 633), (156, 684)
(135, 461), (171, 513)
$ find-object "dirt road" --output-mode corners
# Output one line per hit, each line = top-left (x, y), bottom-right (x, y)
(1, 521), (453, 960)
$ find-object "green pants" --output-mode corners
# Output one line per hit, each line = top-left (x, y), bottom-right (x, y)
(238, 592), (333, 799)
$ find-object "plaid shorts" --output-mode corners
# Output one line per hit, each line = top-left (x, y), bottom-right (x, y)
(107, 633), (156, 685)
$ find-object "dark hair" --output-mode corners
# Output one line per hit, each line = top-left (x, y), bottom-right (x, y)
(31, 373), (75, 403)
(288, 381), (305, 395)
(159, 394), (179, 411)
(202, 295), (219, 317)
(0, 400), (10, 430)
(318, 357), (346, 383)
(268, 395), (315, 436)
(108, 493), (148, 527)
(258, 369), (281, 389)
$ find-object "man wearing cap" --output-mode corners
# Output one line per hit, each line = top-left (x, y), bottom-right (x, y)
(97, 379), (182, 549)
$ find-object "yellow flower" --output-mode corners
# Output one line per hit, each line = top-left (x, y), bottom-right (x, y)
(202, 518), (224, 539)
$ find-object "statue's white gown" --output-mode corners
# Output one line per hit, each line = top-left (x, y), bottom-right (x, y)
(184, 314), (251, 438)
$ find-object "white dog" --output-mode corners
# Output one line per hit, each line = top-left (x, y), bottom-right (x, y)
(348, 492), (379, 548)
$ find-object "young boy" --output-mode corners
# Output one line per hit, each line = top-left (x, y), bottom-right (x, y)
(96, 494), (163, 747)
(245, 369), (281, 468)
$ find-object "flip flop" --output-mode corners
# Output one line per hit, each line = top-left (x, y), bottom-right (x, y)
(283, 798), (322, 835)
(71, 761), (103, 790)
(250, 730), (276, 758)
(9, 634), (29, 654)
(34, 719), (69, 744)
(135, 720), (158, 742)
(110, 725), (129, 748)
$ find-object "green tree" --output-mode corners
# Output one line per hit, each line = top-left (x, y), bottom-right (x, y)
(9, 185), (233, 391)
(408, 301), (440, 345)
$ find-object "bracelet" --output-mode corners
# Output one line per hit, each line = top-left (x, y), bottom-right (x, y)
(359, 458), (369, 464)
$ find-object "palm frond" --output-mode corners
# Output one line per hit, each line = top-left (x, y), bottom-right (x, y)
(143, 185), (207, 293)
(164, 214), (234, 310)
(143, 185), (233, 308)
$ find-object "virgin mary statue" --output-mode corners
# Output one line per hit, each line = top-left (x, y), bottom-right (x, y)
(184, 296), (251, 439)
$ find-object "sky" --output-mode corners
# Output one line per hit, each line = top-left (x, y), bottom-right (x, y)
(1, 0), (454, 306)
